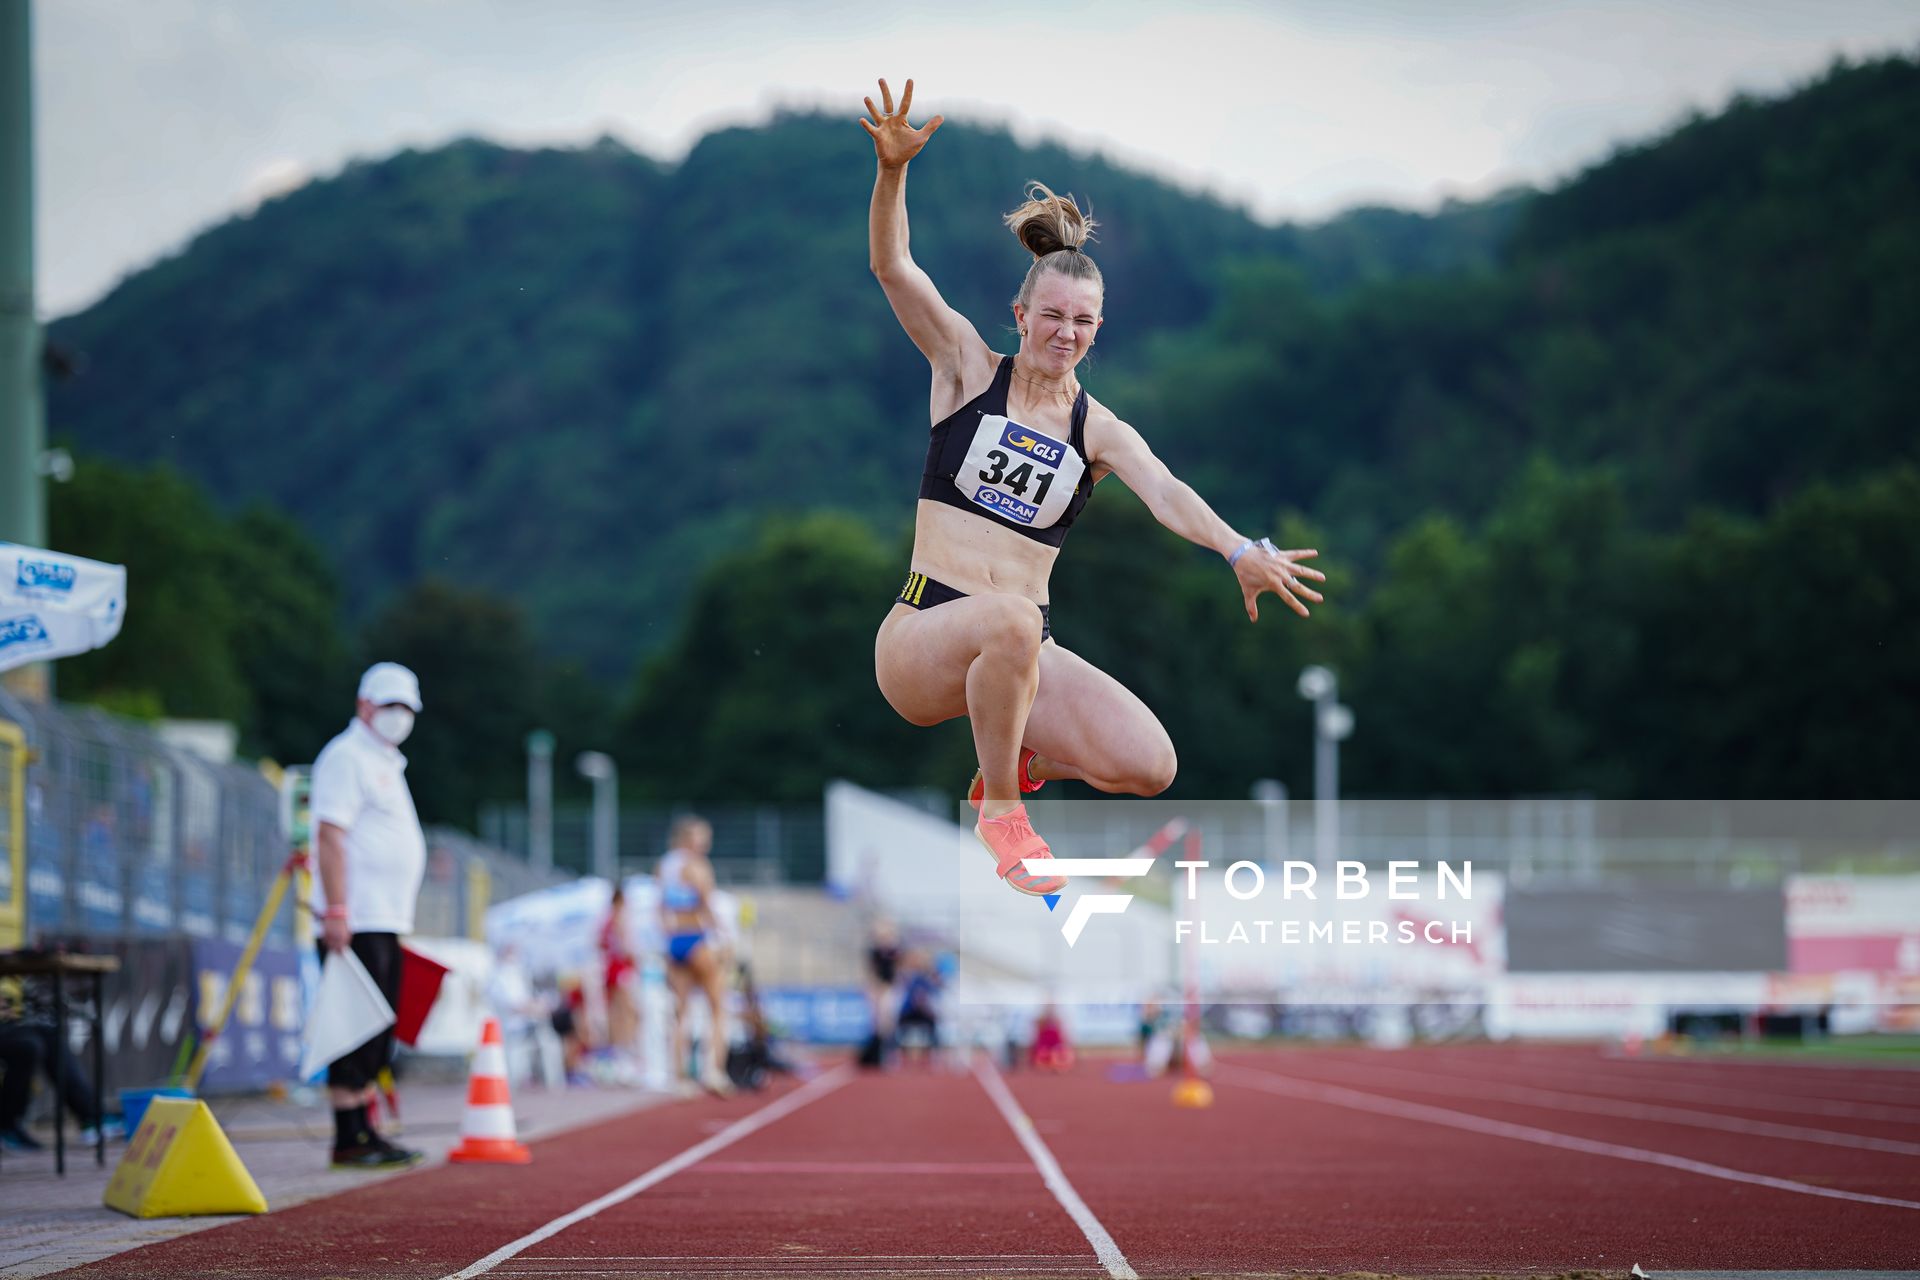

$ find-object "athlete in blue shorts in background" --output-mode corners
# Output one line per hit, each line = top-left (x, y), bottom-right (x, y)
(658, 815), (733, 1096)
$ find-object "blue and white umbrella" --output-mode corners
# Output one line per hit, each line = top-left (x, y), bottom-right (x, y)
(0, 542), (127, 673)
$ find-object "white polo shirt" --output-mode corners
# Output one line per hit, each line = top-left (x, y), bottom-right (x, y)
(309, 718), (427, 934)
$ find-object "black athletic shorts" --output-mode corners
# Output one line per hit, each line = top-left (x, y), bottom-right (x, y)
(316, 931), (403, 1090)
(895, 571), (1051, 643)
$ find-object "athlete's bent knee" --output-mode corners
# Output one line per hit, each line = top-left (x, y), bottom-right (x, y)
(982, 595), (1045, 657)
(889, 690), (948, 728)
(1135, 743), (1177, 796)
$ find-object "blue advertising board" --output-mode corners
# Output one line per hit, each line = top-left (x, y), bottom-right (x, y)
(759, 986), (873, 1045)
(190, 938), (304, 1090)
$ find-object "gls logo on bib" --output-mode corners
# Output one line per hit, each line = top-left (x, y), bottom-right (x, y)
(1001, 426), (1064, 466)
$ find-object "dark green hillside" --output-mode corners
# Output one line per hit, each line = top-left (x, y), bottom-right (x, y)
(1121, 54), (1920, 562)
(41, 54), (1920, 804)
(49, 116), (1506, 676)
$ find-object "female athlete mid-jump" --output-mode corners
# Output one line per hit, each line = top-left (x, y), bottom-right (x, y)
(864, 77), (1325, 898)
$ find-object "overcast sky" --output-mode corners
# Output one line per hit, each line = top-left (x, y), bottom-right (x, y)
(32, 0), (1920, 317)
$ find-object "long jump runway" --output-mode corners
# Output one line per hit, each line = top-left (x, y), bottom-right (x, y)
(47, 1046), (1920, 1279)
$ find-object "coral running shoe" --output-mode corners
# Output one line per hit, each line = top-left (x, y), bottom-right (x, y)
(975, 803), (1065, 898)
(968, 748), (1045, 812)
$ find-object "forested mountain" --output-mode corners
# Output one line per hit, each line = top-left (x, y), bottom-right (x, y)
(48, 115), (1511, 676)
(1117, 54), (1920, 563)
(44, 55), (1920, 811)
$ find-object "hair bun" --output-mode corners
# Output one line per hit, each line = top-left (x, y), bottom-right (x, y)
(1003, 181), (1097, 259)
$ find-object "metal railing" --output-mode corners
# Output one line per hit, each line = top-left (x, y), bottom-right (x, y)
(478, 790), (948, 885)
(0, 691), (568, 946)
(0, 690), (287, 946)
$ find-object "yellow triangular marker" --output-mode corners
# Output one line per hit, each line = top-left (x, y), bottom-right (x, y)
(104, 1097), (268, 1218)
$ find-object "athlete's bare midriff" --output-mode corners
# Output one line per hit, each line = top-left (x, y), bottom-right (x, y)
(907, 499), (1059, 602)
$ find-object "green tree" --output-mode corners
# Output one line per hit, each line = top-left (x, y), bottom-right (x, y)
(358, 579), (547, 827)
(46, 458), (350, 759)
(47, 459), (247, 721)
(220, 506), (355, 763)
(1344, 460), (1647, 796)
(1626, 467), (1920, 797)
(619, 512), (954, 802)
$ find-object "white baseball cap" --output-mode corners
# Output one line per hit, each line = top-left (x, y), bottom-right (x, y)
(357, 662), (422, 711)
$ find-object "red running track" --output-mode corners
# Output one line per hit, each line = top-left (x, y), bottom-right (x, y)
(50, 1045), (1920, 1279)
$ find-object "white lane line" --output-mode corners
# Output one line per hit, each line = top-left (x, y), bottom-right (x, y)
(523, 1257), (1092, 1262)
(1245, 1055), (1920, 1156)
(1218, 1063), (1920, 1213)
(1399, 1056), (1920, 1124)
(1643, 1272), (1920, 1278)
(972, 1056), (1139, 1280)
(491, 1266), (1098, 1274)
(443, 1067), (855, 1280)
(690, 1160), (1037, 1174)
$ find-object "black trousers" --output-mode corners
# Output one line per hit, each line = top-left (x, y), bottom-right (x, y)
(315, 932), (403, 1091)
(0, 1021), (98, 1127)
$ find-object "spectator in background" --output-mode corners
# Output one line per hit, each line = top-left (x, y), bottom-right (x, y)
(0, 987), (43, 1150)
(0, 978), (116, 1148)
(551, 972), (592, 1086)
(489, 945), (563, 1090)
(1030, 1003), (1075, 1072)
(310, 662), (429, 1170)
(600, 887), (641, 1060)
(894, 949), (943, 1064)
(1137, 998), (1163, 1063)
(859, 919), (901, 1068)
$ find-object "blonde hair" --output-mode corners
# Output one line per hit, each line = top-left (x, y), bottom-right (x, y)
(1003, 181), (1102, 308)
(668, 814), (710, 850)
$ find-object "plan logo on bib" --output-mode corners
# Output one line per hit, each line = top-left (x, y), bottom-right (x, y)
(973, 485), (1040, 525)
(1022, 856), (1156, 947)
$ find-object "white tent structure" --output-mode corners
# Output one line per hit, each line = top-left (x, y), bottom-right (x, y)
(0, 542), (126, 672)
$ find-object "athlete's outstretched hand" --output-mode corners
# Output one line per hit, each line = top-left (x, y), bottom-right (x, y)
(860, 78), (943, 169)
(1235, 544), (1325, 622)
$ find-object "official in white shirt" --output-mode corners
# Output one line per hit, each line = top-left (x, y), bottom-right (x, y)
(309, 661), (428, 1170)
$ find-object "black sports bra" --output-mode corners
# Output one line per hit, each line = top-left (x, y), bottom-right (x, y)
(917, 356), (1094, 548)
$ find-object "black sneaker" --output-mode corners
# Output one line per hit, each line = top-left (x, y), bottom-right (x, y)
(367, 1132), (425, 1165)
(1, 1125), (44, 1152)
(330, 1141), (420, 1170)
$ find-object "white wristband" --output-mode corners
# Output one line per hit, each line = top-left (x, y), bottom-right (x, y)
(1227, 537), (1275, 567)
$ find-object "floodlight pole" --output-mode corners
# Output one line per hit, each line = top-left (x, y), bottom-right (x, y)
(526, 730), (554, 873)
(0, 0), (42, 552)
(1296, 666), (1354, 877)
(1251, 778), (1289, 868)
(576, 751), (618, 883)
(0, 2), (51, 702)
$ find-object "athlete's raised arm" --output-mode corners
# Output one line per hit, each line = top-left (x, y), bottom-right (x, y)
(861, 78), (989, 375)
(1088, 408), (1326, 621)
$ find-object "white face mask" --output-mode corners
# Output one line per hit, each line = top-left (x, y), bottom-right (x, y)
(370, 706), (415, 746)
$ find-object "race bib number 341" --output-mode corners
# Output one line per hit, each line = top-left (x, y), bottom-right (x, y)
(955, 415), (1085, 529)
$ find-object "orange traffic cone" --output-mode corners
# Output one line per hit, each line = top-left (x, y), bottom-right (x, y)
(446, 1017), (532, 1164)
